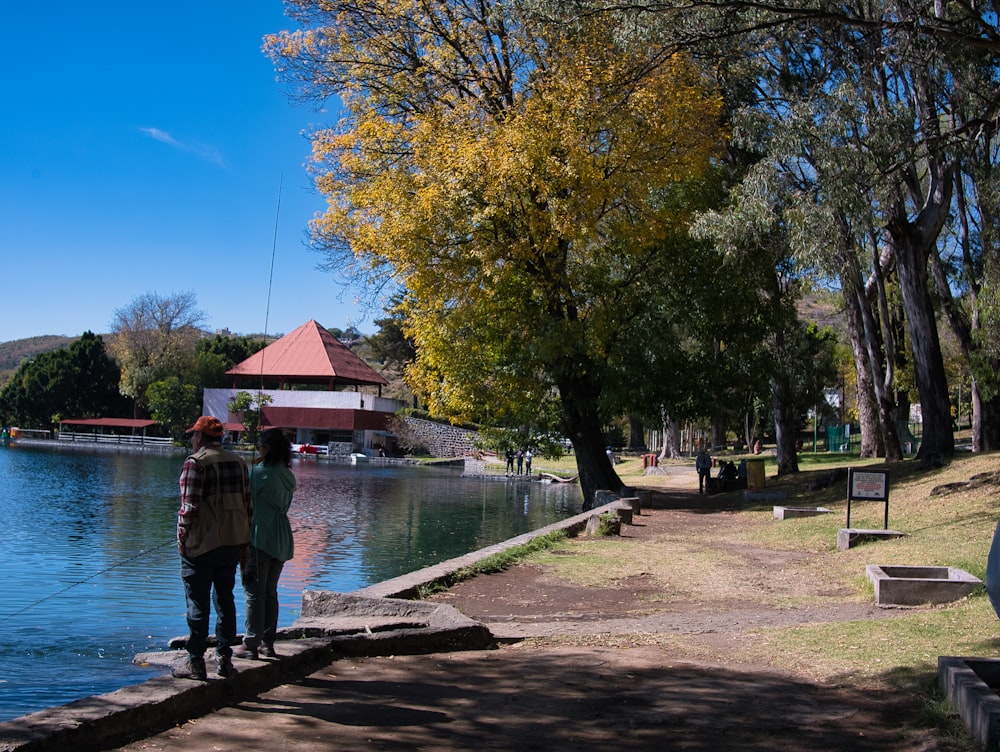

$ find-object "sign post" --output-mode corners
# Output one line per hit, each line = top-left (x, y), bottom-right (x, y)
(846, 468), (890, 528)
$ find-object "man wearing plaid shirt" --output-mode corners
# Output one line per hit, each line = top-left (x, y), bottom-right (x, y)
(172, 416), (252, 681)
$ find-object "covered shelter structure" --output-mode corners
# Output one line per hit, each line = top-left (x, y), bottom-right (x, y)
(202, 320), (403, 457)
(57, 418), (172, 448)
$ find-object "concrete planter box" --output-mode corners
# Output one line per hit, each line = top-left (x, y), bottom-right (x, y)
(866, 564), (981, 607)
(773, 506), (831, 520)
(939, 656), (1000, 750)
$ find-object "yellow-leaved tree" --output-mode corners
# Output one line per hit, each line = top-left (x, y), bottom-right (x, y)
(266, 0), (725, 505)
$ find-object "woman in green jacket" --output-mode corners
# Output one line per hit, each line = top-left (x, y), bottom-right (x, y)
(236, 428), (295, 659)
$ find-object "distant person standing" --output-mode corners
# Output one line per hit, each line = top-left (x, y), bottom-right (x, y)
(505, 448), (515, 475)
(235, 428), (295, 660)
(524, 448), (533, 475)
(516, 449), (524, 475)
(173, 416), (252, 681)
(695, 446), (712, 494)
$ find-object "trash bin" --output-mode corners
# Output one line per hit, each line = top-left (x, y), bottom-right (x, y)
(746, 458), (766, 489)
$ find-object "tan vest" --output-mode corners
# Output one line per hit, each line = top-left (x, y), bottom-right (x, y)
(183, 446), (251, 558)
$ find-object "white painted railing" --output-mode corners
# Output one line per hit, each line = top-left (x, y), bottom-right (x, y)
(58, 431), (173, 447)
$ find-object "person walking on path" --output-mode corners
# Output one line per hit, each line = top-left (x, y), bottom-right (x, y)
(695, 446), (712, 494)
(172, 416), (252, 681)
(234, 428), (296, 660)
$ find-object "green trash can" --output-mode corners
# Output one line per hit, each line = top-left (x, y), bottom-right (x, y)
(746, 458), (766, 489)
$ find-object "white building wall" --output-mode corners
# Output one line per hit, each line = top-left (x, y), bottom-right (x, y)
(203, 388), (405, 418)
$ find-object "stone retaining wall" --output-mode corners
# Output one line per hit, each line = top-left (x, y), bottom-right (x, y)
(403, 417), (480, 458)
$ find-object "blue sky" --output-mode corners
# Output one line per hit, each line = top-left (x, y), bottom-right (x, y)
(0, 2), (380, 343)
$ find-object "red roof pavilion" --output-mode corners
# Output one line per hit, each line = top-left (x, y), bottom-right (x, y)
(227, 320), (388, 391)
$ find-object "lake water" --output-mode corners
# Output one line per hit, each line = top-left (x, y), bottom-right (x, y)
(0, 444), (578, 722)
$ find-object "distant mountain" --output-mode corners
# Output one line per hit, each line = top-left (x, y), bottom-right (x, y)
(798, 288), (845, 332)
(0, 335), (78, 388)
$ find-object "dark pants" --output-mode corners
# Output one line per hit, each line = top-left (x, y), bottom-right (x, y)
(698, 469), (710, 493)
(242, 547), (285, 649)
(180, 544), (242, 658)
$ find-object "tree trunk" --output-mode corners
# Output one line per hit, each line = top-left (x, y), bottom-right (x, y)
(627, 415), (646, 451)
(743, 397), (760, 450)
(842, 283), (882, 458)
(558, 373), (622, 510)
(658, 406), (682, 460)
(881, 94), (955, 462)
(711, 419), (727, 451)
(889, 227), (955, 463)
(771, 371), (800, 475)
(833, 216), (902, 460)
(974, 383), (1000, 452)
(769, 318), (799, 476)
(928, 207), (999, 453)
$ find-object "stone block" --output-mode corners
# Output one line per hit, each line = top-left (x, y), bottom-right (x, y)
(613, 504), (634, 525)
(619, 496), (641, 515)
(836, 528), (906, 551)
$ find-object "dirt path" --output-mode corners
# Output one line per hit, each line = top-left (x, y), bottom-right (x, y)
(427, 504), (892, 662)
(110, 494), (948, 752)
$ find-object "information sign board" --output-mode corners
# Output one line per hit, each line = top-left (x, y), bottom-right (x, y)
(845, 468), (890, 528)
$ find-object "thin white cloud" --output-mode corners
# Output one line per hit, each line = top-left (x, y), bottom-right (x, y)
(139, 126), (226, 168)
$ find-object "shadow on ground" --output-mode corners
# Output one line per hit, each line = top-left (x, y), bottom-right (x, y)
(110, 646), (935, 752)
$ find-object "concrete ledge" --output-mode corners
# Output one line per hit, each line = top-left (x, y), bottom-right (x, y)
(0, 596), (491, 752)
(773, 506), (831, 520)
(355, 502), (621, 599)
(866, 564), (981, 608)
(0, 638), (334, 752)
(939, 656), (1000, 750)
(836, 528), (906, 551)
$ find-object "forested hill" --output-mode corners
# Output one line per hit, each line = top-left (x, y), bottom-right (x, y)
(0, 335), (77, 386)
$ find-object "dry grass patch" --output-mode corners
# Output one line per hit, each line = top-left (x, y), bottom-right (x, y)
(528, 536), (751, 602)
(528, 452), (1000, 684)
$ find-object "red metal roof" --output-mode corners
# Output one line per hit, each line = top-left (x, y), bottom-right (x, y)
(227, 320), (387, 386)
(59, 418), (157, 428)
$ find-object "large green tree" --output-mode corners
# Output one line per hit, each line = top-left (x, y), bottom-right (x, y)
(193, 333), (267, 391)
(146, 376), (200, 441)
(266, 1), (725, 504)
(0, 332), (128, 427)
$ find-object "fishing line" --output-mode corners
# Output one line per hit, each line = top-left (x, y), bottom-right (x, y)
(0, 538), (177, 624)
(246, 175), (284, 583)
(260, 173), (283, 394)
(4, 179), (286, 628)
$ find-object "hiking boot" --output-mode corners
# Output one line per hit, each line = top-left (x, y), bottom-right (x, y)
(261, 643), (278, 659)
(171, 655), (207, 681)
(216, 653), (238, 678)
(232, 645), (259, 660)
